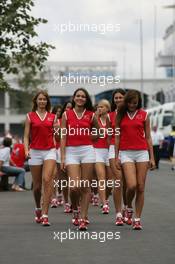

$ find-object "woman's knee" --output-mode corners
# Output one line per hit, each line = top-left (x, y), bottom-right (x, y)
(70, 186), (80, 194)
(33, 185), (41, 193)
(136, 183), (145, 193)
(81, 186), (91, 194)
(127, 184), (136, 193)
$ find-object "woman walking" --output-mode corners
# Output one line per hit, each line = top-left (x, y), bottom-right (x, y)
(60, 88), (99, 230)
(24, 90), (57, 226)
(109, 89), (126, 225)
(115, 90), (155, 230)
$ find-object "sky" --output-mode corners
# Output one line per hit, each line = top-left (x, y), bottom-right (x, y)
(32, 0), (175, 79)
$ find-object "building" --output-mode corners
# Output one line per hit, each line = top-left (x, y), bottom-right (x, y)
(0, 61), (170, 136)
(156, 20), (175, 102)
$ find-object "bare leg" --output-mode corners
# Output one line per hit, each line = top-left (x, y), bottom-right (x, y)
(106, 165), (113, 200)
(122, 168), (127, 207)
(30, 165), (43, 208)
(52, 164), (59, 198)
(109, 158), (122, 213)
(60, 169), (69, 204)
(95, 162), (106, 204)
(135, 162), (149, 218)
(66, 164), (81, 210)
(122, 162), (137, 208)
(81, 163), (94, 219)
(42, 159), (56, 215)
(92, 166), (98, 195)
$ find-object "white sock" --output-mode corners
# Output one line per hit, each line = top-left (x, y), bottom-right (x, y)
(116, 212), (122, 218)
(35, 208), (41, 211)
(42, 214), (48, 218)
(134, 218), (140, 222)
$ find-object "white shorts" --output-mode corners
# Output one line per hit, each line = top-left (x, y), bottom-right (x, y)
(120, 150), (149, 164)
(94, 148), (109, 166)
(108, 145), (116, 160)
(65, 145), (96, 165)
(56, 148), (61, 164)
(28, 148), (56, 166)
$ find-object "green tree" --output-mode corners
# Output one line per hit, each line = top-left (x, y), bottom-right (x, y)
(0, 0), (54, 92)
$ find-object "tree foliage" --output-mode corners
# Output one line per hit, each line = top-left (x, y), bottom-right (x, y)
(0, 0), (54, 91)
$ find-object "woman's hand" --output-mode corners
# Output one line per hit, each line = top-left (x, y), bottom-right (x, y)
(60, 157), (66, 171)
(25, 149), (31, 160)
(115, 157), (121, 170)
(149, 158), (156, 170)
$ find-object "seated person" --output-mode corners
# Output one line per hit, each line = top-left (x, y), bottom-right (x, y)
(0, 137), (25, 191)
(11, 136), (26, 168)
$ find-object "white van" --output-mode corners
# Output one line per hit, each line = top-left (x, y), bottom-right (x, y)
(147, 102), (175, 136)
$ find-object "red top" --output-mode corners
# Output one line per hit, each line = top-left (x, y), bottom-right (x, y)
(109, 111), (117, 145)
(28, 111), (55, 150)
(119, 109), (148, 150)
(11, 143), (25, 168)
(93, 117), (109, 149)
(65, 109), (94, 146)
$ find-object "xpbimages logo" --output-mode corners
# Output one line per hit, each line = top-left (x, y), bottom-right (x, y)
(53, 229), (121, 243)
(54, 178), (120, 190)
(53, 126), (120, 138)
(52, 73), (120, 87)
(53, 22), (120, 35)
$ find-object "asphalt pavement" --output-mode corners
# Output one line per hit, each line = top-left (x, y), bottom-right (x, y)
(0, 162), (175, 264)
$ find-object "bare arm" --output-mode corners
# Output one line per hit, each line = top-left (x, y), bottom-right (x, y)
(115, 133), (120, 159)
(114, 116), (121, 169)
(145, 117), (155, 169)
(91, 113), (101, 141)
(106, 114), (112, 144)
(60, 113), (67, 171)
(53, 117), (60, 144)
(115, 115), (120, 159)
(23, 115), (31, 159)
(91, 114), (100, 130)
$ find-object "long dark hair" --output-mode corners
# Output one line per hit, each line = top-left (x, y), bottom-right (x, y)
(52, 104), (62, 115)
(116, 90), (142, 126)
(111, 89), (126, 111)
(60, 100), (72, 117)
(72, 88), (93, 111)
(32, 90), (51, 112)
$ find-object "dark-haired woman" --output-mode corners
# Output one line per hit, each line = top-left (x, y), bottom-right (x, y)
(109, 89), (126, 225)
(115, 90), (155, 230)
(24, 90), (57, 226)
(52, 101), (73, 213)
(50, 104), (63, 208)
(60, 88), (99, 230)
(60, 101), (72, 118)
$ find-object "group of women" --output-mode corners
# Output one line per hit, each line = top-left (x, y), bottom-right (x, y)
(24, 88), (155, 231)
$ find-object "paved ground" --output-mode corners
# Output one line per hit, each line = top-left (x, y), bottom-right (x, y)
(0, 162), (175, 264)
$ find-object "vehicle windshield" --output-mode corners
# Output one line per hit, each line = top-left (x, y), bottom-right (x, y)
(163, 115), (173, 126)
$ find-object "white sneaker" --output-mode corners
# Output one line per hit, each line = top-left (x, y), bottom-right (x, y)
(14, 185), (25, 192)
(11, 184), (17, 190)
